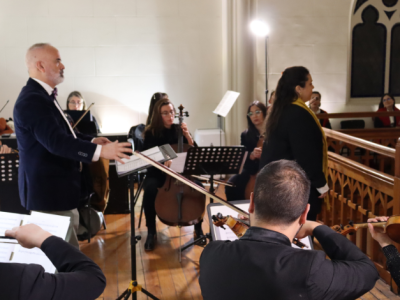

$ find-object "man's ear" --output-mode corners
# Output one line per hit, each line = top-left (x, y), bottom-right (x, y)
(299, 204), (310, 225)
(249, 192), (255, 214)
(36, 61), (45, 73)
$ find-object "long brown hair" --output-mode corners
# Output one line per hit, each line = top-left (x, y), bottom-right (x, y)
(144, 100), (176, 137)
(265, 66), (309, 139)
(146, 92), (168, 125)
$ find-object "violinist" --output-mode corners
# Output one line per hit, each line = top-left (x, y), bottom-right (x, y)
(66, 91), (101, 133)
(199, 160), (378, 300)
(225, 101), (266, 201)
(142, 99), (203, 251)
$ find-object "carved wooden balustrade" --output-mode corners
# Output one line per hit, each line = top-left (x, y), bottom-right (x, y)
(318, 128), (400, 292)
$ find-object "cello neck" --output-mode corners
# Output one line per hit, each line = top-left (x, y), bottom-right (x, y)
(177, 104), (184, 153)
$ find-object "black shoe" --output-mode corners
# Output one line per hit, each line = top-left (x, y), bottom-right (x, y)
(145, 233), (157, 251)
(194, 227), (207, 246)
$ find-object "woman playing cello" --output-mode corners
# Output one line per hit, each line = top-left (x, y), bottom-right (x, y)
(225, 101), (267, 201)
(142, 99), (204, 251)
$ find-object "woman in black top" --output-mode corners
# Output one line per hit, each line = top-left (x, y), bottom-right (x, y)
(142, 99), (203, 250)
(225, 101), (267, 201)
(260, 66), (329, 221)
(368, 216), (400, 287)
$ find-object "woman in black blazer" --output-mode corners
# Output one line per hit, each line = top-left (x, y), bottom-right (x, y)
(225, 101), (267, 201)
(260, 66), (329, 221)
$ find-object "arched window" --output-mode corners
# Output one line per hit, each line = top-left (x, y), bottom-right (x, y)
(350, 0), (400, 98)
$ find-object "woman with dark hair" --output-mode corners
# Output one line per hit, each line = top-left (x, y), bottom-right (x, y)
(65, 91), (101, 133)
(309, 91), (332, 129)
(225, 101), (267, 201)
(142, 99), (204, 250)
(259, 66), (329, 221)
(146, 92), (169, 126)
(374, 93), (400, 128)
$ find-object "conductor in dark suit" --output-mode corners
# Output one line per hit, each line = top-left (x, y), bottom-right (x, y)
(13, 43), (132, 248)
(199, 160), (379, 300)
(0, 223), (106, 300)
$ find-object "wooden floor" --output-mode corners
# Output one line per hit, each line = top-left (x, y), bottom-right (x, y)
(80, 185), (400, 300)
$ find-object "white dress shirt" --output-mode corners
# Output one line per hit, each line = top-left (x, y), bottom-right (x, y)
(31, 78), (101, 162)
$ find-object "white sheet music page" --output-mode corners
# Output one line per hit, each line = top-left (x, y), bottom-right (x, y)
(28, 212), (70, 240)
(169, 152), (187, 173)
(0, 212), (24, 236)
(213, 91), (240, 117)
(117, 146), (164, 175)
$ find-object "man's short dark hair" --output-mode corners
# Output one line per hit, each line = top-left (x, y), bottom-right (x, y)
(253, 160), (310, 225)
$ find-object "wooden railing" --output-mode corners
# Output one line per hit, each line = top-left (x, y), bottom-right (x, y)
(319, 128), (400, 292)
(324, 128), (398, 175)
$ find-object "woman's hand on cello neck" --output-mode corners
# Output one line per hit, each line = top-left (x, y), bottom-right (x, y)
(250, 147), (262, 160)
(181, 122), (194, 146)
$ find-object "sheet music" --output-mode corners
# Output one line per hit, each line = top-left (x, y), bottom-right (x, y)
(116, 146), (164, 175)
(169, 152), (187, 173)
(213, 91), (240, 117)
(0, 212), (24, 236)
(208, 201), (312, 249)
(0, 212), (70, 272)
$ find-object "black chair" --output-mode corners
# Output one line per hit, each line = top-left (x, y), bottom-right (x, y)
(127, 124), (147, 228)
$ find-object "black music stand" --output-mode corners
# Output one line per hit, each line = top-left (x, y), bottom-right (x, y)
(182, 146), (246, 196)
(180, 146), (246, 251)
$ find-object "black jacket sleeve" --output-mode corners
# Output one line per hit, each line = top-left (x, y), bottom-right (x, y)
(383, 245), (400, 287)
(287, 108), (327, 189)
(14, 236), (106, 300)
(307, 226), (379, 300)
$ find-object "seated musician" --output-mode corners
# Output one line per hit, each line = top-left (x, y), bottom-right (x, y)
(374, 93), (400, 128)
(0, 224), (106, 300)
(309, 91), (332, 129)
(368, 216), (400, 287)
(225, 101), (266, 201)
(66, 91), (101, 133)
(142, 99), (204, 251)
(146, 92), (169, 126)
(200, 160), (379, 300)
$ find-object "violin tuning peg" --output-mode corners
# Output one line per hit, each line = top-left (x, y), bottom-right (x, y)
(340, 224), (344, 230)
(349, 220), (354, 226)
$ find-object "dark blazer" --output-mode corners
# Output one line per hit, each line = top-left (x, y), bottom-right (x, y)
(199, 226), (378, 300)
(0, 236), (106, 300)
(260, 105), (326, 189)
(13, 78), (97, 211)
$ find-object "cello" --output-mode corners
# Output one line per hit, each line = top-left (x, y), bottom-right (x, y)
(154, 105), (205, 227)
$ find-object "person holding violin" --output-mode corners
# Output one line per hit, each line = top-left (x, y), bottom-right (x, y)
(260, 66), (329, 221)
(200, 160), (379, 300)
(368, 216), (400, 287)
(142, 99), (203, 251)
(225, 101), (266, 201)
(66, 91), (101, 134)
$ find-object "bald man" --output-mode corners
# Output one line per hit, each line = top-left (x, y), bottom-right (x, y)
(13, 43), (132, 248)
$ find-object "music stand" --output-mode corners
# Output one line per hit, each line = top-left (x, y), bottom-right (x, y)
(182, 146), (246, 197)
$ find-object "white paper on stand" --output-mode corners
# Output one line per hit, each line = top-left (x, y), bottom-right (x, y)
(169, 152), (187, 173)
(213, 91), (240, 117)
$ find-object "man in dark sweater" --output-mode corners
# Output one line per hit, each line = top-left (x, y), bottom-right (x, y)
(0, 224), (106, 300)
(199, 160), (379, 300)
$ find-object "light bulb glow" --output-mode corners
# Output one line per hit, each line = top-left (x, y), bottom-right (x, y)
(250, 20), (270, 37)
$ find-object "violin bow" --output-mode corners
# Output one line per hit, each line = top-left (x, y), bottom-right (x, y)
(72, 103), (95, 129)
(0, 100), (9, 114)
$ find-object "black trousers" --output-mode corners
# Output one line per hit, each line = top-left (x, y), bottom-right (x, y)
(225, 169), (252, 201)
(307, 187), (323, 221)
(143, 175), (202, 233)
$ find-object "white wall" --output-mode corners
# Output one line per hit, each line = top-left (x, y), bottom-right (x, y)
(254, 0), (379, 129)
(0, 0), (223, 134)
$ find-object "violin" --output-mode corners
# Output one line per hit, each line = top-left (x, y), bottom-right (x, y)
(244, 132), (265, 199)
(212, 213), (308, 248)
(331, 215), (400, 243)
(154, 105), (205, 226)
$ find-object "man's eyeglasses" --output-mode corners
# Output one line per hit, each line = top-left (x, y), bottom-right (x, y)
(161, 110), (175, 116)
(247, 110), (262, 117)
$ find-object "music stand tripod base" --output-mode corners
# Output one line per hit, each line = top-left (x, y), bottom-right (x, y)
(116, 281), (160, 300)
